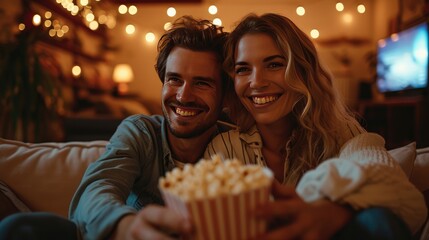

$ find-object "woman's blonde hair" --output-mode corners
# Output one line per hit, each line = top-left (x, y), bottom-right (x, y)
(224, 13), (365, 184)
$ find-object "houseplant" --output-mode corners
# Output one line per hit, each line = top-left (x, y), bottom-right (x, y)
(0, 6), (63, 142)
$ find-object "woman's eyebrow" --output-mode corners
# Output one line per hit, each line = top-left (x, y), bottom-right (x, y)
(263, 55), (285, 62)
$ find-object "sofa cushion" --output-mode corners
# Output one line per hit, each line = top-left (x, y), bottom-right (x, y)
(0, 138), (108, 218)
(388, 142), (416, 178)
(411, 147), (429, 192)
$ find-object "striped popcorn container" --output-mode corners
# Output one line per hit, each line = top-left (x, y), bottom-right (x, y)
(161, 177), (272, 240)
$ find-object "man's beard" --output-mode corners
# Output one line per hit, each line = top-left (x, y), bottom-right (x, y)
(162, 103), (216, 139)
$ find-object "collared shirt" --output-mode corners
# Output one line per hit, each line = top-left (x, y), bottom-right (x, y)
(70, 114), (223, 240)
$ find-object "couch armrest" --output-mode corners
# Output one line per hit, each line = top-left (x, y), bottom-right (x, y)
(0, 138), (108, 218)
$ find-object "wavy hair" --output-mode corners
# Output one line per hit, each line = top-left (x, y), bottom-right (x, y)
(155, 16), (231, 93)
(224, 13), (365, 184)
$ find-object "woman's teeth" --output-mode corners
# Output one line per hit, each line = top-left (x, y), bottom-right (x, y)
(176, 107), (197, 116)
(252, 96), (278, 105)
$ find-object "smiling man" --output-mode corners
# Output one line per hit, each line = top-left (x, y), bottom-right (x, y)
(69, 16), (231, 240)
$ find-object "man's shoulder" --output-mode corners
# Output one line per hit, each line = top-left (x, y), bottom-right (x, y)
(124, 114), (165, 126)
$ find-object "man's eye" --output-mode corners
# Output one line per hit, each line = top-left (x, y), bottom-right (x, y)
(166, 77), (181, 83)
(195, 81), (211, 87)
(235, 67), (249, 75)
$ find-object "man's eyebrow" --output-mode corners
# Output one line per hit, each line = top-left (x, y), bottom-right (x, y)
(235, 55), (285, 66)
(165, 71), (215, 82)
(165, 72), (181, 78)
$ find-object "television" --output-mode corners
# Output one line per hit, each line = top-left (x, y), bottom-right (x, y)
(376, 21), (429, 98)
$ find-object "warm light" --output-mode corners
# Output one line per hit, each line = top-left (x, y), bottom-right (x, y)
(44, 20), (52, 28)
(86, 13), (95, 22)
(118, 5), (127, 14)
(310, 29), (320, 39)
(18, 23), (25, 31)
(336, 2), (344, 12)
(72, 65), (82, 77)
(125, 24), (135, 35)
(62, 25), (69, 33)
(164, 22), (172, 31)
(208, 5), (218, 15)
(113, 64), (134, 83)
(145, 32), (156, 43)
(45, 11), (52, 19)
(357, 4), (366, 14)
(167, 7), (176, 17)
(33, 14), (41, 26)
(378, 39), (386, 48)
(57, 30), (65, 37)
(106, 16), (116, 29)
(113, 64), (134, 95)
(342, 13), (353, 23)
(213, 18), (222, 26)
(89, 21), (99, 30)
(296, 6), (305, 16)
(128, 5), (137, 15)
(49, 29), (56, 37)
(391, 33), (399, 42)
(80, 0), (88, 6)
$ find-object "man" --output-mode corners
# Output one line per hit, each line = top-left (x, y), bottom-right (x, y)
(69, 16), (230, 240)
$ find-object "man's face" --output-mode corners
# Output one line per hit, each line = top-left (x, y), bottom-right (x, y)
(162, 47), (224, 138)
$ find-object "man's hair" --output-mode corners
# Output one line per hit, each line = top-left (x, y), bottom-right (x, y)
(155, 16), (229, 84)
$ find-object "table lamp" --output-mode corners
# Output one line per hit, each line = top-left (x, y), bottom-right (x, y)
(113, 64), (134, 95)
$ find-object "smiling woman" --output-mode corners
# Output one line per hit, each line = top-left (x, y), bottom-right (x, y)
(204, 13), (427, 239)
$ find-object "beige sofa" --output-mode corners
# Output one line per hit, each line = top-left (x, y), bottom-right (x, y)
(0, 138), (428, 239)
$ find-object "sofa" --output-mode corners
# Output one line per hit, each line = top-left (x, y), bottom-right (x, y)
(0, 137), (428, 239)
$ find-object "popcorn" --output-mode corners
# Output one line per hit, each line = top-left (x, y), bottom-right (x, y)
(159, 156), (273, 240)
(159, 156), (272, 201)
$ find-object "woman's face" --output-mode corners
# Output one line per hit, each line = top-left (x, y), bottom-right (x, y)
(233, 33), (299, 126)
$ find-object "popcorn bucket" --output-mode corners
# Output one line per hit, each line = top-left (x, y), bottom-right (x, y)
(162, 184), (271, 240)
(159, 158), (273, 240)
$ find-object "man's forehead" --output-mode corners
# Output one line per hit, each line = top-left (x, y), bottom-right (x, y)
(165, 47), (222, 78)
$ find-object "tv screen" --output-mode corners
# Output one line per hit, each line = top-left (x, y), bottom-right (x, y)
(376, 21), (429, 97)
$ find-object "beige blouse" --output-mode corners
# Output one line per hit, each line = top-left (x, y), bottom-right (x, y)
(204, 127), (427, 234)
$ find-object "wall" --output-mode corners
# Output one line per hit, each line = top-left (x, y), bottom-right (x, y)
(110, 0), (395, 109)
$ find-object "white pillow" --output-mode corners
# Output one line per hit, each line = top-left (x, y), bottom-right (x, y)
(388, 142), (416, 178)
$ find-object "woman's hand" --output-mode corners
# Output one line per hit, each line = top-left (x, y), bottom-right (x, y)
(255, 181), (354, 240)
(111, 205), (192, 240)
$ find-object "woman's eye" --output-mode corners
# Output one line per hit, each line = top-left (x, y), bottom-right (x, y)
(268, 62), (284, 69)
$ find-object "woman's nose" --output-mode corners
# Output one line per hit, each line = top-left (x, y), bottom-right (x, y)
(249, 69), (269, 89)
(176, 83), (195, 103)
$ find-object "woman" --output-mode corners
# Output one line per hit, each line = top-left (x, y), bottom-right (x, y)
(205, 13), (426, 239)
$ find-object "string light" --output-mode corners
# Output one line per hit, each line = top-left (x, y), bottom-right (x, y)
(167, 7), (176, 17)
(336, 2), (344, 12)
(357, 4), (366, 14)
(208, 5), (218, 15)
(213, 18), (222, 26)
(125, 24), (135, 35)
(310, 29), (320, 39)
(296, 6), (305, 16)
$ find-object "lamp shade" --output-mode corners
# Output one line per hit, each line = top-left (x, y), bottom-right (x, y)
(113, 64), (134, 83)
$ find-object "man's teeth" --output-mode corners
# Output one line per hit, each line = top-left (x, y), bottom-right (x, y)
(176, 108), (197, 116)
(252, 96), (278, 105)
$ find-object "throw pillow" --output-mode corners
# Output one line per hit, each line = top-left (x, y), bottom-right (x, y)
(388, 142), (416, 178)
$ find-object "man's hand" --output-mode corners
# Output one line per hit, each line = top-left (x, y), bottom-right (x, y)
(112, 205), (192, 240)
(254, 181), (354, 240)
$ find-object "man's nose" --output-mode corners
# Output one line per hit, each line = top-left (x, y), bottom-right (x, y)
(249, 69), (269, 89)
(176, 83), (195, 103)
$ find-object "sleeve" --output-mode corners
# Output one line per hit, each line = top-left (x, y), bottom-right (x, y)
(296, 133), (428, 234)
(69, 118), (153, 240)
